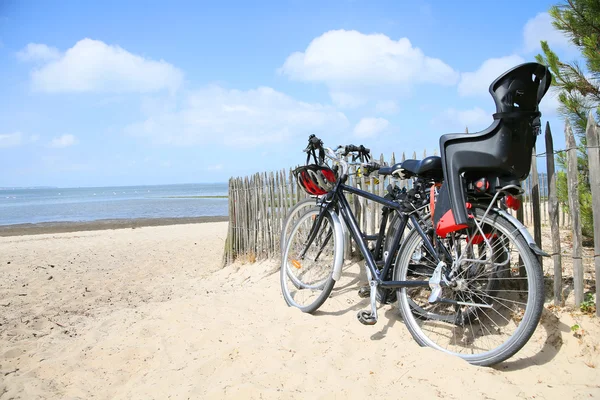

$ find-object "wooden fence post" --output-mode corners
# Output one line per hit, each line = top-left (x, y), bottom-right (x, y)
(545, 122), (563, 305)
(584, 111), (600, 316)
(565, 123), (584, 306)
(223, 177), (234, 265)
(530, 145), (542, 267)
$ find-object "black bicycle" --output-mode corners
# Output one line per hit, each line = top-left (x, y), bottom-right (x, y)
(280, 141), (438, 305)
(280, 62), (552, 366)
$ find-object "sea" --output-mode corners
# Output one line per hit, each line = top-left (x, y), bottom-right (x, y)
(0, 183), (228, 226)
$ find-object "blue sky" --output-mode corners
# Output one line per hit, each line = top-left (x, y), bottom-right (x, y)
(0, 0), (579, 187)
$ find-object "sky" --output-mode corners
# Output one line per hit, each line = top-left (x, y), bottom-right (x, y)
(0, 0), (580, 187)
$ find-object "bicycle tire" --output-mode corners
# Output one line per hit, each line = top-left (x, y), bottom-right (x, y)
(395, 207), (544, 366)
(280, 197), (321, 255)
(280, 208), (338, 313)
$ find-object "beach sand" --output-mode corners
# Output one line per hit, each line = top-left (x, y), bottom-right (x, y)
(1, 221), (599, 399)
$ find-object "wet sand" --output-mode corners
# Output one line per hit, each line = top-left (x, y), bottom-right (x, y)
(0, 216), (228, 237)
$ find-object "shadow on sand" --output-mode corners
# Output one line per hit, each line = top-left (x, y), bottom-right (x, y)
(494, 308), (569, 371)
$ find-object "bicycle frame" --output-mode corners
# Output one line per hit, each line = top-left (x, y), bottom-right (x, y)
(328, 182), (442, 290)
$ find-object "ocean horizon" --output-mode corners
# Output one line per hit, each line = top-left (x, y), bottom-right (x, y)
(0, 183), (229, 226)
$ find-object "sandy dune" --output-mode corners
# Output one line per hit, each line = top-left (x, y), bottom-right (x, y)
(1, 222), (599, 399)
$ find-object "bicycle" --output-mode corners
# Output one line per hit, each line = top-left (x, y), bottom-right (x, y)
(280, 141), (439, 304)
(280, 62), (552, 366)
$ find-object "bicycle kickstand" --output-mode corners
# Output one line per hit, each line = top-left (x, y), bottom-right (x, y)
(357, 280), (378, 325)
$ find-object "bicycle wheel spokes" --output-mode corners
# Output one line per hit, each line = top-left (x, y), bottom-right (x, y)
(281, 209), (336, 312)
(397, 209), (543, 365)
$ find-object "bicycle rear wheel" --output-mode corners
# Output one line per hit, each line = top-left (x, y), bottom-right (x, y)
(281, 208), (338, 313)
(394, 208), (544, 366)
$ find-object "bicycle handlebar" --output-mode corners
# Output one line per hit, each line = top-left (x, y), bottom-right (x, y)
(343, 144), (370, 157)
(303, 134), (379, 177)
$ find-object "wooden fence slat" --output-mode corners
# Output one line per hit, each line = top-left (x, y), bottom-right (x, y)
(360, 163), (367, 234)
(288, 169), (293, 208)
(256, 174), (262, 258)
(278, 169), (286, 251)
(270, 172), (277, 258)
(248, 176), (255, 257)
(378, 153), (385, 232)
(530, 146), (542, 268)
(255, 174), (260, 256)
(283, 169), (291, 215)
(401, 152), (406, 189)
(584, 112), (600, 316)
(243, 177), (250, 258)
(275, 171), (281, 249)
(262, 173), (268, 258)
(542, 173), (547, 226)
(565, 123), (584, 306)
(224, 177), (233, 265)
(235, 178), (241, 260)
(369, 164), (376, 236)
(545, 122), (563, 305)
(344, 157), (353, 258)
(351, 163), (360, 246)
(262, 172), (269, 258)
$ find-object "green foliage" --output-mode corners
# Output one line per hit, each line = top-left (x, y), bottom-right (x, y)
(536, 0), (599, 239)
(580, 293), (596, 314)
(535, 0), (600, 138)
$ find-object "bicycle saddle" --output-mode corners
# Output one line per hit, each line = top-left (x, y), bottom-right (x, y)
(379, 156), (442, 182)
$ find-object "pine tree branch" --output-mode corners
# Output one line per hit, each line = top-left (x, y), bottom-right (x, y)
(566, 0), (600, 37)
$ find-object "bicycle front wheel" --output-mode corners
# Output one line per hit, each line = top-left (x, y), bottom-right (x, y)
(280, 197), (321, 255)
(395, 208), (544, 366)
(281, 208), (338, 313)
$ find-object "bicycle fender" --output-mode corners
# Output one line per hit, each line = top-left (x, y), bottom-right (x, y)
(493, 208), (550, 257)
(329, 209), (346, 281)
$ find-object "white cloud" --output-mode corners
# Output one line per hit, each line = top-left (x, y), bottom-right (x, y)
(17, 43), (61, 62)
(0, 132), (23, 148)
(458, 55), (525, 97)
(375, 100), (399, 114)
(49, 134), (77, 148)
(523, 12), (572, 53)
(0, 132), (42, 148)
(330, 92), (366, 109)
(539, 89), (561, 118)
(23, 38), (183, 93)
(279, 30), (458, 105)
(125, 85), (350, 147)
(206, 164), (223, 171)
(433, 107), (491, 132)
(353, 117), (390, 138)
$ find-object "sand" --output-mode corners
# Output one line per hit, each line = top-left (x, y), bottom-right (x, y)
(1, 222), (599, 399)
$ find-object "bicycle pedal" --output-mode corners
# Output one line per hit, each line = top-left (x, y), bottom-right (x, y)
(357, 286), (370, 298)
(357, 310), (377, 325)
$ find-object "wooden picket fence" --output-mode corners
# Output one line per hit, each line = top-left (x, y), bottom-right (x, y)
(223, 114), (600, 315)
(223, 151), (426, 266)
